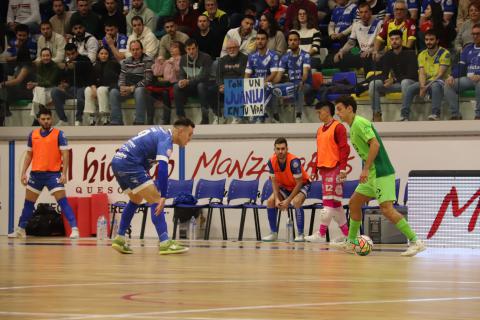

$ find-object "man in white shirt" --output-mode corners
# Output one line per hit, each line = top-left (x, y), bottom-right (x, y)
(126, 16), (159, 58)
(36, 21), (66, 64)
(221, 15), (257, 57)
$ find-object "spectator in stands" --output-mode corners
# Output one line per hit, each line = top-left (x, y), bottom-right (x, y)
(373, 0), (416, 62)
(263, 0), (288, 30)
(418, 2), (456, 51)
(444, 23), (480, 121)
(69, 21), (99, 63)
(203, 0), (229, 38)
(360, 0), (386, 21)
(419, 0), (455, 27)
(285, 0), (318, 32)
(334, 2), (381, 73)
(50, 0), (73, 36)
(385, 0), (418, 21)
(259, 13), (287, 55)
(328, 0), (358, 51)
(159, 18), (189, 59)
(221, 15), (257, 57)
(126, 16), (159, 58)
(457, 0), (471, 31)
(84, 47), (121, 125)
(28, 48), (60, 115)
(3, 24), (37, 64)
(245, 29), (280, 123)
(126, 0), (157, 34)
(277, 31), (313, 123)
(193, 14), (223, 59)
(51, 43), (93, 126)
(291, 8), (321, 68)
(110, 40), (153, 125)
(402, 30), (451, 121)
(0, 46), (34, 119)
(151, 41), (185, 124)
(102, 19), (128, 62)
(174, 0), (200, 36)
(69, 0), (102, 39)
(36, 21), (66, 65)
(455, 2), (480, 54)
(368, 29), (418, 122)
(147, 0), (175, 28)
(174, 38), (212, 123)
(100, 0), (127, 36)
(207, 38), (247, 124)
(6, 0), (41, 35)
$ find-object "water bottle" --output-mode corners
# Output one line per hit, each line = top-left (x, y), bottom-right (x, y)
(111, 216), (118, 238)
(189, 216), (197, 240)
(286, 218), (294, 243)
(97, 215), (107, 240)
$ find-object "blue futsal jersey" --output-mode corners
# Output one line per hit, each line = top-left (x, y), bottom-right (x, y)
(460, 44), (480, 76)
(278, 49), (312, 84)
(245, 49), (279, 79)
(331, 3), (358, 34)
(114, 127), (173, 169)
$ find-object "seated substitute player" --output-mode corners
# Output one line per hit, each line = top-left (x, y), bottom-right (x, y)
(333, 95), (425, 257)
(111, 118), (195, 255)
(8, 108), (79, 239)
(262, 137), (311, 242)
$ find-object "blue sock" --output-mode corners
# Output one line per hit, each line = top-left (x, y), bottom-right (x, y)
(150, 204), (169, 242)
(58, 197), (77, 228)
(267, 208), (278, 233)
(118, 201), (139, 236)
(295, 208), (304, 234)
(18, 200), (36, 229)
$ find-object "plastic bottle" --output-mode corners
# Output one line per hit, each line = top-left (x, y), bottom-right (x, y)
(189, 216), (197, 240)
(97, 215), (107, 240)
(111, 217), (118, 238)
(286, 218), (294, 243)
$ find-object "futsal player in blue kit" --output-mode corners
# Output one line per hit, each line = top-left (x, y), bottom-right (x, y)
(111, 118), (195, 254)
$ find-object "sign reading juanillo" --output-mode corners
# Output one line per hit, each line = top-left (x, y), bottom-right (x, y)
(224, 78), (265, 117)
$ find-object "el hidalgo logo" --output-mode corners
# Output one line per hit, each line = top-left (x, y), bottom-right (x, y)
(427, 186), (480, 239)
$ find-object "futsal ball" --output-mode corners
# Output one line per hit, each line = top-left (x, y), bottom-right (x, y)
(354, 235), (373, 256)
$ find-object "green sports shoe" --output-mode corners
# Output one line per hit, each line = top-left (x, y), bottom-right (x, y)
(111, 236), (133, 254)
(159, 240), (189, 255)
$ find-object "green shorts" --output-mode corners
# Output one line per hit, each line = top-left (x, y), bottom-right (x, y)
(355, 171), (396, 204)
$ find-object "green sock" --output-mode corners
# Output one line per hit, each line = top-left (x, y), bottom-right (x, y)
(395, 218), (418, 242)
(348, 219), (361, 243)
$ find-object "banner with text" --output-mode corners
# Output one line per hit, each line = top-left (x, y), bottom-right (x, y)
(224, 78), (265, 118)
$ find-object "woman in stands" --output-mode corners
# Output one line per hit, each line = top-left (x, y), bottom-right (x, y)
(419, 2), (455, 51)
(291, 8), (322, 69)
(259, 12), (287, 55)
(151, 41), (185, 125)
(27, 48), (60, 122)
(455, 1), (480, 54)
(0, 45), (34, 123)
(84, 46), (120, 125)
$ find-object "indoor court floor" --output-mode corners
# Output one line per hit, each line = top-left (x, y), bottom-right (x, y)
(1, 237), (480, 320)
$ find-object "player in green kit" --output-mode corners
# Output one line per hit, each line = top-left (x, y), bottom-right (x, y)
(333, 96), (426, 257)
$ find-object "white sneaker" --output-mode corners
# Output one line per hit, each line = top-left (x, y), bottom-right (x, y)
(330, 239), (355, 254)
(262, 232), (278, 242)
(294, 234), (305, 242)
(212, 115), (219, 125)
(401, 239), (426, 257)
(231, 117), (240, 124)
(69, 227), (79, 239)
(74, 120), (82, 126)
(305, 232), (326, 243)
(427, 114), (439, 121)
(8, 227), (26, 238)
(56, 120), (68, 126)
(295, 116), (302, 123)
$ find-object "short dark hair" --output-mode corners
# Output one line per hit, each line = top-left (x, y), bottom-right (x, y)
(274, 137), (288, 146)
(40, 47), (52, 56)
(70, 19), (85, 28)
(335, 95), (357, 113)
(163, 16), (175, 26)
(388, 29), (403, 38)
(185, 38), (198, 47)
(129, 39), (143, 49)
(288, 30), (300, 39)
(65, 43), (78, 52)
(104, 18), (118, 28)
(174, 118), (195, 128)
(242, 14), (256, 24)
(424, 29), (438, 39)
(37, 106), (52, 118)
(40, 20), (52, 27)
(257, 29), (268, 38)
(358, 2), (372, 11)
(15, 23), (29, 34)
(473, 23), (480, 30)
(131, 15), (144, 24)
(315, 101), (335, 116)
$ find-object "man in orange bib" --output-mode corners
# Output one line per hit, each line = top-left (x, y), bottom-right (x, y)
(306, 101), (350, 243)
(262, 137), (310, 242)
(8, 108), (79, 239)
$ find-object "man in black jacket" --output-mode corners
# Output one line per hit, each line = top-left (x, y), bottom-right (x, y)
(368, 29), (418, 122)
(51, 43), (93, 126)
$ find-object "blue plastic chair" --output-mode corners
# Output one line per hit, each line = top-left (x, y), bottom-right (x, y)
(165, 179), (194, 239)
(326, 71), (358, 101)
(302, 181), (323, 236)
(176, 179), (226, 240)
(243, 179), (273, 240)
(211, 179), (260, 241)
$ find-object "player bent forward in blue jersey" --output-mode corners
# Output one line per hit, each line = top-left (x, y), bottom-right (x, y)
(111, 118), (195, 255)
